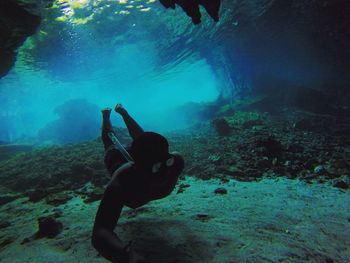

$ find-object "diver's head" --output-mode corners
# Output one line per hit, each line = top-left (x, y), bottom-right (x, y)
(131, 132), (170, 171)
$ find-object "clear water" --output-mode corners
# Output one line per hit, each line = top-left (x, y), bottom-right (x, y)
(1, 0), (222, 142)
(0, 1), (349, 263)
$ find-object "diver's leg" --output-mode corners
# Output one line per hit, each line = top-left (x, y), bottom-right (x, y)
(101, 108), (114, 150)
(115, 104), (144, 140)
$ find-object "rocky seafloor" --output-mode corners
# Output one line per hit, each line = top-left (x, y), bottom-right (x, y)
(0, 109), (349, 262)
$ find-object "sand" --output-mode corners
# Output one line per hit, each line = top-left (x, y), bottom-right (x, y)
(0, 176), (349, 263)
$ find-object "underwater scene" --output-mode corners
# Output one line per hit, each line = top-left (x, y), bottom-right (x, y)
(0, 0), (350, 262)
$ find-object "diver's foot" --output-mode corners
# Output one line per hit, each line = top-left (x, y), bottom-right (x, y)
(101, 107), (112, 119)
(115, 103), (128, 116)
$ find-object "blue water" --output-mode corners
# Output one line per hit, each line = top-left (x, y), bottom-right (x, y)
(0, 2), (221, 143)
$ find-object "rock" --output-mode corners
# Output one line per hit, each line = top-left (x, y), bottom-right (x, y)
(0, 0), (41, 78)
(90, 161), (105, 170)
(255, 136), (283, 159)
(287, 144), (304, 153)
(284, 160), (292, 167)
(303, 158), (318, 169)
(257, 158), (271, 169)
(0, 220), (11, 229)
(194, 214), (212, 222)
(70, 163), (94, 177)
(51, 208), (64, 218)
(314, 165), (326, 175)
(242, 119), (264, 129)
(176, 183), (190, 194)
(208, 154), (221, 164)
(246, 168), (263, 179)
(84, 186), (104, 203)
(293, 119), (317, 131)
(212, 118), (231, 136)
(303, 173), (318, 180)
(0, 144), (34, 161)
(333, 180), (349, 190)
(45, 192), (73, 206)
(187, 165), (203, 175)
(220, 166), (245, 178)
(21, 237), (32, 244)
(334, 159), (350, 170)
(36, 215), (63, 238)
(0, 193), (20, 206)
(27, 189), (49, 202)
(214, 188), (227, 194)
(177, 188), (185, 194)
(216, 105), (235, 117)
(179, 183), (190, 189)
(0, 236), (15, 248)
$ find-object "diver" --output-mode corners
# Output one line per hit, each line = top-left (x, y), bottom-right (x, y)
(159, 0), (221, 24)
(92, 104), (184, 263)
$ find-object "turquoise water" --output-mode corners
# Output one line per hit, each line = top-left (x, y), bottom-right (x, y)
(0, 1), (223, 143)
(1, 0), (345, 144)
(0, 1), (349, 263)
(1, 45), (218, 140)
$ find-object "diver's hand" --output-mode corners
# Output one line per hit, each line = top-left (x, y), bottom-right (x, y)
(101, 107), (112, 119)
(115, 104), (128, 116)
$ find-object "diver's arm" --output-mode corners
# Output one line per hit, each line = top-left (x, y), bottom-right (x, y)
(92, 184), (129, 262)
(115, 104), (144, 140)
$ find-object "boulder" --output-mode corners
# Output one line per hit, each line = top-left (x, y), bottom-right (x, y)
(212, 118), (232, 136)
(0, 220), (11, 229)
(214, 188), (227, 194)
(0, 0), (41, 78)
(27, 189), (49, 202)
(45, 192), (73, 206)
(333, 180), (349, 190)
(83, 186), (104, 203)
(0, 193), (20, 206)
(36, 215), (63, 238)
(255, 136), (283, 159)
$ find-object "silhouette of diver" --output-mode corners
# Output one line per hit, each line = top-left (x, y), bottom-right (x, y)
(159, 0), (221, 24)
(92, 104), (184, 263)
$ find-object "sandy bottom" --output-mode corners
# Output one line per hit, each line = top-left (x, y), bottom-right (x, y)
(0, 177), (349, 263)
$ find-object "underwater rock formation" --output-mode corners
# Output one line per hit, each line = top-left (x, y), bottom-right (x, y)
(1, 109), (348, 195)
(38, 99), (100, 144)
(0, 144), (34, 161)
(45, 192), (73, 206)
(36, 215), (63, 238)
(0, 193), (21, 206)
(0, 0), (41, 77)
(212, 117), (231, 136)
